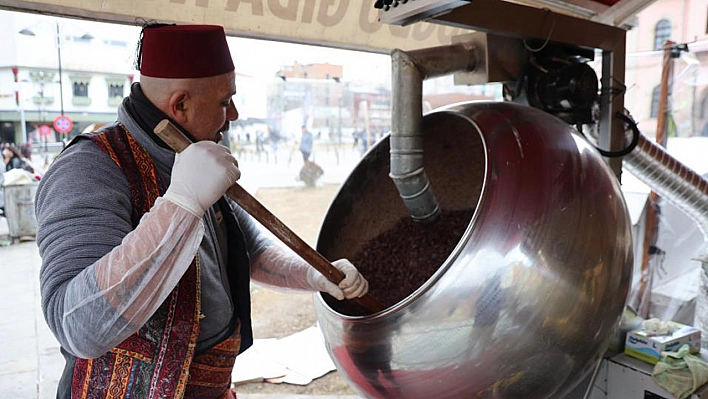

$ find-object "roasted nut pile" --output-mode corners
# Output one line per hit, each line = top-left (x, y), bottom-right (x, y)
(348, 208), (474, 310)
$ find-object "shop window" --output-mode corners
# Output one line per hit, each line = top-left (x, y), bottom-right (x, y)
(29, 70), (55, 106)
(701, 93), (708, 119)
(650, 85), (661, 118)
(106, 78), (126, 106)
(654, 19), (672, 50)
(108, 84), (123, 98)
(74, 82), (88, 97)
(70, 75), (92, 106)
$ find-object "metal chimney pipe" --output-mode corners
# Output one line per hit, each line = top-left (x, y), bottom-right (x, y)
(390, 43), (478, 223)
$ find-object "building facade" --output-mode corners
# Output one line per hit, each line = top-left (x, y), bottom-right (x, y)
(0, 11), (138, 148)
(269, 62), (355, 142)
(623, 0), (708, 138)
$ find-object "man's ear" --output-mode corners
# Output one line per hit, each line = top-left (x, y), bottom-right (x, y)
(167, 90), (190, 125)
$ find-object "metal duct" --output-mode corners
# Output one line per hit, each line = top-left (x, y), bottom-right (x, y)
(390, 43), (478, 223)
(622, 133), (708, 240)
(622, 123), (708, 351)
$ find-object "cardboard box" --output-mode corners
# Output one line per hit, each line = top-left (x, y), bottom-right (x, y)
(624, 324), (701, 365)
(605, 352), (708, 399)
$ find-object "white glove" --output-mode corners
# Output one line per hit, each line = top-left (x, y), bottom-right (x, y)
(163, 141), (240, 218)
(306, 259), (369, 300)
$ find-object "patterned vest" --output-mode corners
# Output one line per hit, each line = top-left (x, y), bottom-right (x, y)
(62, 123), (252, 399)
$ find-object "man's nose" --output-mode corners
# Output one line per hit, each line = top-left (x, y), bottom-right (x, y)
(228, 101), (239, 121)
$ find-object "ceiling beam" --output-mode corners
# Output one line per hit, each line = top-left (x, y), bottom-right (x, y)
(592, 0), (657, 27)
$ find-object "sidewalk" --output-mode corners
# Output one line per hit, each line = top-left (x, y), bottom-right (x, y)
(236, 144), (363, 193)
(0, 220), (61, 399)
(0, 145), (365, 399)
(0, 231), (361, 399)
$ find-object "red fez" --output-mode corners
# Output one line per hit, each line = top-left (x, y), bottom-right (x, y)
(139, 25), (234, 79)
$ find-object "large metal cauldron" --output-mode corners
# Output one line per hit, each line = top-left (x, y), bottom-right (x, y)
(313, 102), (633, 399)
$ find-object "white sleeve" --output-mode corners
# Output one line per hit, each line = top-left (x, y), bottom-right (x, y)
(61, 198), (203, 359)
(249, 244), (313, 292)
(36, 141), (203, 359)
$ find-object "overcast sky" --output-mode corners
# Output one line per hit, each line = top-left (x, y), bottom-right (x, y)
(4, 9), (391, 85)
(228, 36), (391, 84)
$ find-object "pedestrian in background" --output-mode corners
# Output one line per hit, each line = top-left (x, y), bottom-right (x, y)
(0, 157), (4, 216)
(299, 124), (313, 162)
(3, 144), (23, 171)
(20, 141), (32, 161)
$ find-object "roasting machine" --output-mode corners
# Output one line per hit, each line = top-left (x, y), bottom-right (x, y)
(311, 1), (708, 398)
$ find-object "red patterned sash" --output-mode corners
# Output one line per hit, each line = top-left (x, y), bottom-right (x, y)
(69, 124), (244, 399)
(71, 124), (200, 399)
(184, 322), (242, 399)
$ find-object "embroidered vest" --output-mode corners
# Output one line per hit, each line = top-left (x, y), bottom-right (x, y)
(62, 123), (252, 399)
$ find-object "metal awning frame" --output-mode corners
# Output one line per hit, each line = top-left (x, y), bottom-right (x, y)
(425, 0), (629, 178)
(508, 0), (655, 28)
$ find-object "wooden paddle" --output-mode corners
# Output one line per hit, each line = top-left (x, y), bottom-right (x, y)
(154, 119), (385, 314)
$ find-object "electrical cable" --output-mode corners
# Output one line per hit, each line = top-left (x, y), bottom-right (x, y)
(599, 77), (627, 102)
(523, 9), (556, 53)
(584, 112), (640, 158)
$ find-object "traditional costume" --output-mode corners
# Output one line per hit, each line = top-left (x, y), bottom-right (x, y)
(36, 25), (271, 399)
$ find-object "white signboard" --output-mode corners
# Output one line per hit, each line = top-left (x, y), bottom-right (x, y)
(1, 0), (474, 53)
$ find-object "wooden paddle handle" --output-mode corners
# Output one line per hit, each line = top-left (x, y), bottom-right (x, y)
(154, 120), (385, 314)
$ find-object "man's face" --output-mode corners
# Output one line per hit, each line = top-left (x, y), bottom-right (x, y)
(184, 71), (238, 142)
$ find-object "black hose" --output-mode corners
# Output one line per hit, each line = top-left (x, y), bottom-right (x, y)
(587, 112), (640, 158)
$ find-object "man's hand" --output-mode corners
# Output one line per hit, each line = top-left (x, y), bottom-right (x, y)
(164, 141), (240, 218)
(307, 259), (369, 300)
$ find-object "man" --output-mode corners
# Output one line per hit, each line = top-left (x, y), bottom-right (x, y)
(299, 125), (313, 162)
(35, 24), (369, 399)
(3, 144), (24, 171)
(0, 153), (4, 216)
